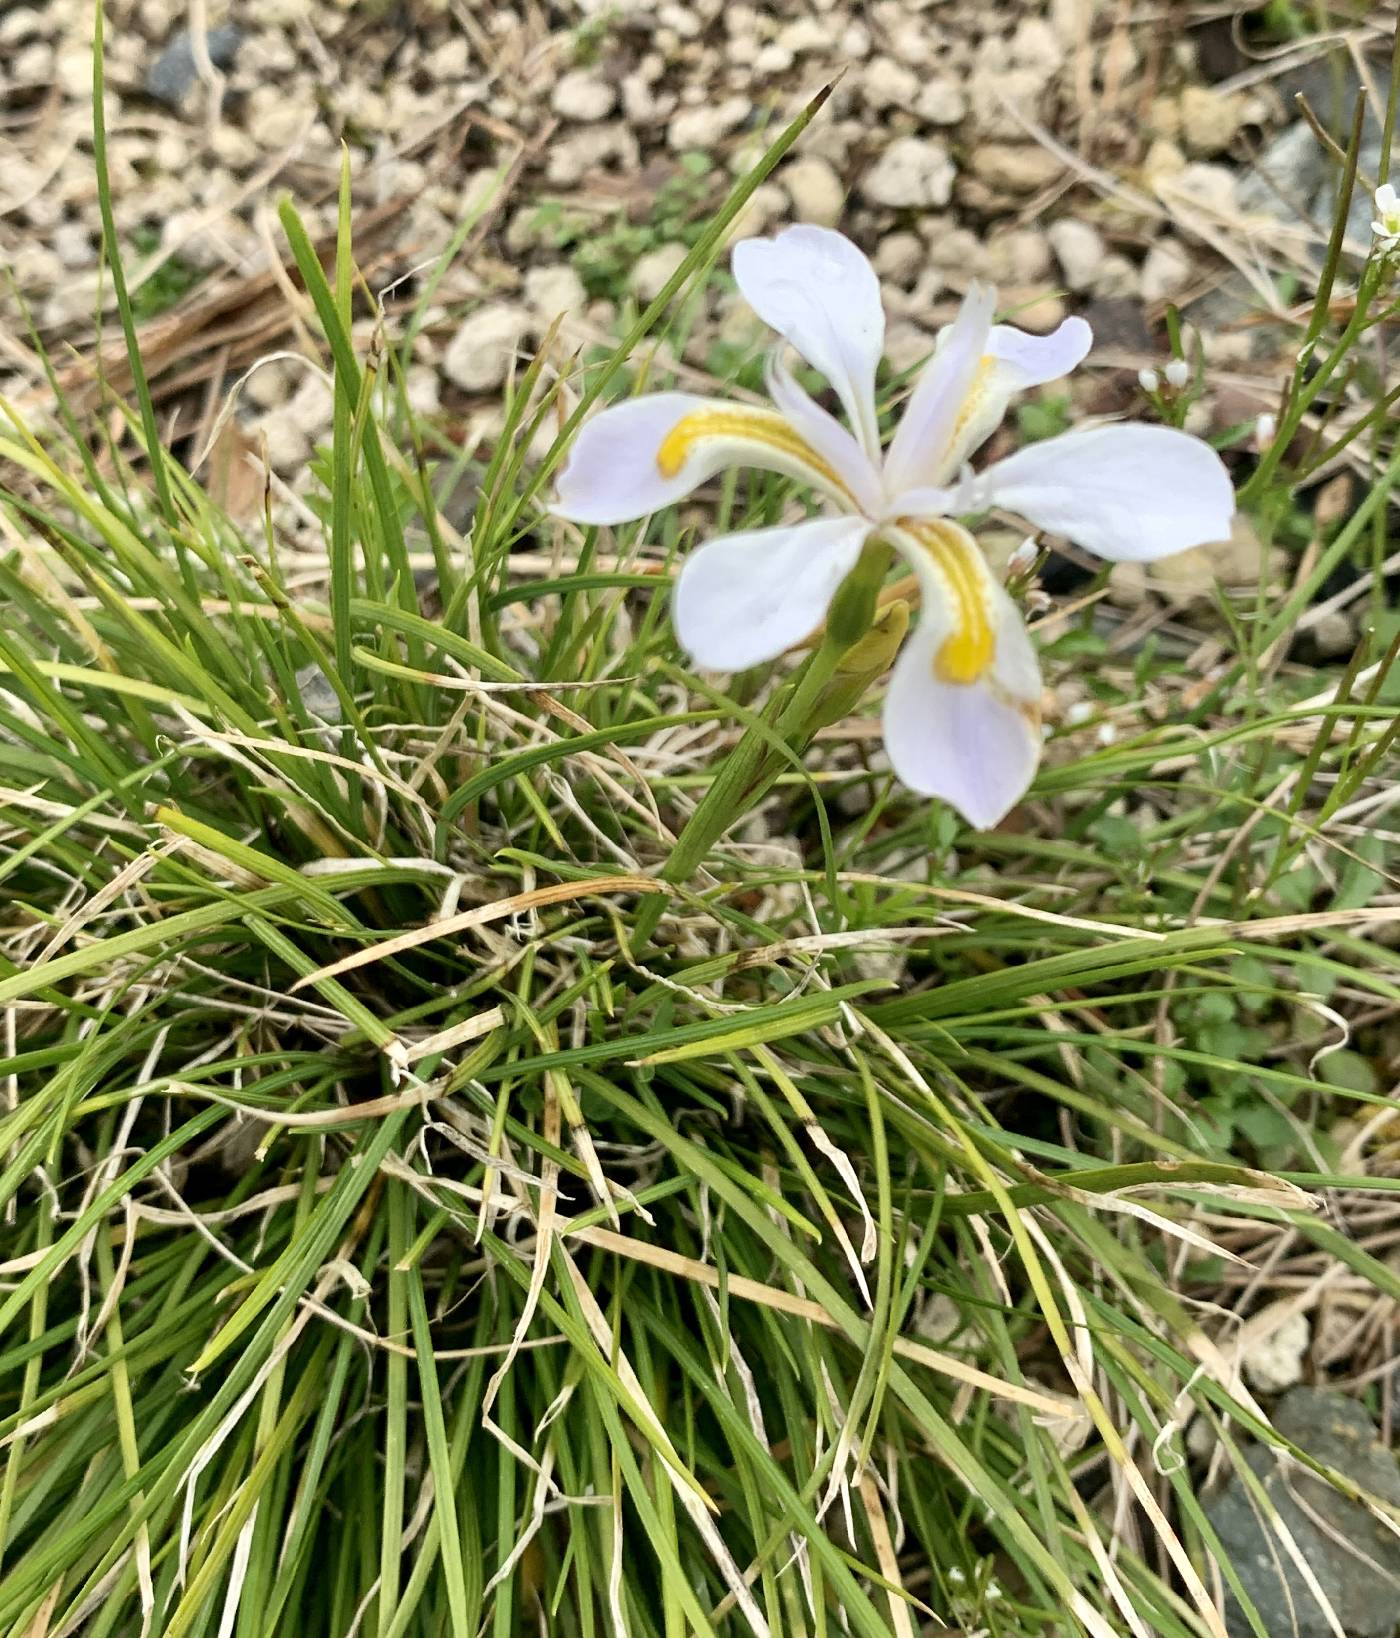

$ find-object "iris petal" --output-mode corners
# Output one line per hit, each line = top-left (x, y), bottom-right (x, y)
(552, 392), (870, 526)
(673, 515), (872, 672)
(976, 423), (1236, 562)
(731, 227), (886, 460)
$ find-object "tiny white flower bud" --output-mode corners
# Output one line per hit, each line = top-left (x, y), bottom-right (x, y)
(1137, 367), (1160, 393)
(1065, 701), (1094, 726)
(1096, 721), (1118, 746)
(1254, 411), (1277, 449)
(1164, 358), (1190, 389)
(1007, 535), (1038, 574)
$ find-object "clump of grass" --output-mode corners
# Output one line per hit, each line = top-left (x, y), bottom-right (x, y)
(1, 42), (1398, 1638)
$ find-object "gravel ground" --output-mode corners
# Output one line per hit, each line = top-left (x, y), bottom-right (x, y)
(0, 1), (1395, 646)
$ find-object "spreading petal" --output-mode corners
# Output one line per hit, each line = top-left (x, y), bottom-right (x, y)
(881, 518), (1041, 827)
(673, 514), (872, 672)
(883, 289), (1092, 497)
(976, 423), (1236, 562)
(731, 227), (885, 461)
(553, 391), (870, 525)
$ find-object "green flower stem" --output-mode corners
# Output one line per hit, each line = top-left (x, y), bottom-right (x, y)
(632, 541), (892, 950)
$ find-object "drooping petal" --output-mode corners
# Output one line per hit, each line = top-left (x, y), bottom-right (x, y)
(880, 517), (1042, 827)
(881, 282), (997, 500)
(975, 423), (1236, 562)
(882, 619), (1042, 828)
(883, 292), (1092, 498)
(552, 391), (873, 526)
(731, 227), (885, 460)
(672, 514), (872, 672)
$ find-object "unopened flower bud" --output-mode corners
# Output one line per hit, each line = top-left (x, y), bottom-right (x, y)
(805, 600), (911, 734)
(1007, 536), (1038, 576)
(1254, 411), (1276, 449)
(833, 599), (910, 678)
(1164, 358), (1190, 390)
(1138, 368), (1160, 394)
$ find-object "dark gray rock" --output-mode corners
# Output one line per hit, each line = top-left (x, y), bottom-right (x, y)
(145, 26), (243, 108)
(1203, 1387), (1400, 1637)
(1237, 120), (1382, 248)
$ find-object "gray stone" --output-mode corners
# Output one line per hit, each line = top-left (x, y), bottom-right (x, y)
(1047, 218), (1104, 293)
(631, 242), (687, 304)
(523, 264), (588, 324)
(781, 156), (844, 228)
(550, 70), (616, 123)
(1240, 120), (1383, 249)
(859, 136), (955, 210)
(145, 25), (242, 107)
(442, 304), (531, 394)
(1179, 86), (1245, 158)
(1141, 238), (1191, 304)
(1203, 1388), (1400, 1638)
(668, 96), (747, 152)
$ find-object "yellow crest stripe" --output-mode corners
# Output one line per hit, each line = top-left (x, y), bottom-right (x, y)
(656, 407), (856, 506)
(896, 517), (995, 685)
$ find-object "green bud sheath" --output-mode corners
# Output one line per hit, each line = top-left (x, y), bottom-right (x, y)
(802, 599), (910, 735)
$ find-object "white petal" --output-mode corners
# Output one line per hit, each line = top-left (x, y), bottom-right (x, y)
(884, 302), (1094, 499)
(673, 515), (872, 672)
(882, 283), (996, 499)
(882, 593), (1042, 829)
(731, 227), (885, 459)
(765, 353), (883, 517)
(986, 316), (1093, 393)
(886, 485), (957, 519)
(978, 423), (1236, 562)
(553, 391), (865, 525)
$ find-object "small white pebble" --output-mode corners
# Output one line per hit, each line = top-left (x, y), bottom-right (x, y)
(1243, 1308), (1310, 1393)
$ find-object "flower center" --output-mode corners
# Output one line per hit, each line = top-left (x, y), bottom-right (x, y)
(656, 407), (856, 505)
(896, 516), (995, 684)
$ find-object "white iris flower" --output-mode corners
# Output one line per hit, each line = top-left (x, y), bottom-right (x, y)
(553, 226), (1235, 827)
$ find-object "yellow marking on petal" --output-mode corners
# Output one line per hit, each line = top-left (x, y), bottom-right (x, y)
(897, 516), (995, 685)
(656, 407), (855, 505)
(950, 357), (994, 441)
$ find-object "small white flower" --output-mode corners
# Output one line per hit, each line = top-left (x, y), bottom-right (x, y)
(1137, 367), (1160, 393)
(1372, 182), (1400, 250)
(1164, 357), (1190, 390)
(553, 226), (1236, 828)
